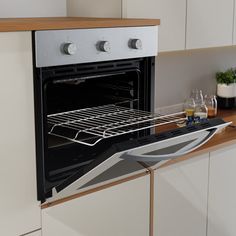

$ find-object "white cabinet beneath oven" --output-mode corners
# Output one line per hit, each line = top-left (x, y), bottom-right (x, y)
(0, 32), (41, 235)
(42, 174), (150, 236)
(154, 153), (209, 236)
(208, 144), (236, 236)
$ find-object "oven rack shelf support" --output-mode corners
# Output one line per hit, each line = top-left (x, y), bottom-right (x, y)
(47, 104), (186, 146)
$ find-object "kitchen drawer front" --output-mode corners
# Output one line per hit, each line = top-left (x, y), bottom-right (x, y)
(208, 144), (236, 236)
(42, 175), (150, 236)
(154, 153), (209, 236)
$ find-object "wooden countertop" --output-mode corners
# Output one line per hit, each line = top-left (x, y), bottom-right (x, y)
(157, 109), (236, 169)
(0, 17), (160, 32)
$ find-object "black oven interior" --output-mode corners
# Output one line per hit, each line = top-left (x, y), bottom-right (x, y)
(34, 57), (155, 201)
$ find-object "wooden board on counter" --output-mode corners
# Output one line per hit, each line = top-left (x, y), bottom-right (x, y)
(0, 17), (160, 32)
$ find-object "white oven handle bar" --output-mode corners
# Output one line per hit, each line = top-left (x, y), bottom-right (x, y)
(120, 122), (231, 162)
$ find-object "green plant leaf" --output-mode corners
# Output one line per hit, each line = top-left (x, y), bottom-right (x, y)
(215, 68), (236, 85)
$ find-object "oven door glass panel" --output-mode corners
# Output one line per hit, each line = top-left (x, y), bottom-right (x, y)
(45, 154), (146, 203)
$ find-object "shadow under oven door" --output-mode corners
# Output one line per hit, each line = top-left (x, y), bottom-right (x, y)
(44, 118), (230, 204)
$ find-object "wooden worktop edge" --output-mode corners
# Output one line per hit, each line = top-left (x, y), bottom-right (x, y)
(0, 17), (160, 32)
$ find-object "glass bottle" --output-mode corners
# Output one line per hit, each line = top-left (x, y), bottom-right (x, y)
(204, 95), (217, 118)
(184, 97), (195, 118)
(190, 89), (207, 120)
(190, 89), (204, 105)
(194, 100), (208, 120)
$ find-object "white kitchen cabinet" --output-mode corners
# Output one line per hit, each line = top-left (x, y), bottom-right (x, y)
(67, 0), (122, 18)
(208, 144), (236, 236)
(42, 175), (150, 236)
(154, 154), (209, 236)
(0, 32), (41, 235)
(186, 0), (234, 49)
(233, 1), (236, 44)
(67, 0), (185, 52)
(123, 0), (186, 52)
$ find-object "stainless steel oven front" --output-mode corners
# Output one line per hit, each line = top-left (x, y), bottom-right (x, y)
(33, 26), (230, 204)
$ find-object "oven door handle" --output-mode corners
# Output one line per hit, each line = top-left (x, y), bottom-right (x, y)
(120, 124), (227, 162)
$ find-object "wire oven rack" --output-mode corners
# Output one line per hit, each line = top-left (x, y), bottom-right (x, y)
(47, 104), (186, 146)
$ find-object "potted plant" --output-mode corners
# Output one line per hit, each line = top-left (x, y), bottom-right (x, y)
(216, 68), (236, 108)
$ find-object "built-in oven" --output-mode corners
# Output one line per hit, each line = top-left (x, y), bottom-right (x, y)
(33, 26), (230, 204)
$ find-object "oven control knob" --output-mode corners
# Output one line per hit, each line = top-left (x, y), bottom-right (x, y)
(63, 43), (77, 55)
(97, 41), (111, 52)
(130, 39), (142, 50)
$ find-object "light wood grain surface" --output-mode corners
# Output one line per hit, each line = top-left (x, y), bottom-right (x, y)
(0, 17), (160, 32)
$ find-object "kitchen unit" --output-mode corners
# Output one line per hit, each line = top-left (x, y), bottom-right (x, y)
(0, 18), (161, 236)
(153, 112), (236, 236)
(0, 18), (236, 236)
(67, 0), (236, 51)
(154, 154), (209, 236)
(68, 0), (186, 52)
(42, 175), (150, 236)
(234, 2), (236, 44)
(31, 20), (230, 208)
(33, 25), (160, 203)
(122, 0), (186, 52)
(0, 32), (41, 236)
(208, 144), (236, 236)
(186, 0), (234, 49)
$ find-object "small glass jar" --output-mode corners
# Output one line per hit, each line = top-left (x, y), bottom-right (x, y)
(184, 97), (195, 118)
(194, 101), (208, 121)
(204, 95), (217, 118)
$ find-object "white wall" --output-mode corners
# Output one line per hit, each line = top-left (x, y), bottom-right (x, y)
(155, 46), (236, 109)
(0, 0), (67, 17)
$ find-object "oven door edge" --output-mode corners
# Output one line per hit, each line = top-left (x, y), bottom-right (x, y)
(120, 122), (230, 162)
(43, 121), (230, 205)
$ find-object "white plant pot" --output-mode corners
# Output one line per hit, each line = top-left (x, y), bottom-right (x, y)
(217, 83), (236, 98)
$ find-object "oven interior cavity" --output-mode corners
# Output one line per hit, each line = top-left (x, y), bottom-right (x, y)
(34, 58), (155, 198)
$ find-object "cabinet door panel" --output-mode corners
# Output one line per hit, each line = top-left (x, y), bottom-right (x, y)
(67, 0), (122, 18)
(123, 0), (186, 52)
(208, 145), (236, 236)
(186, 0), (234, 49)
(0, 32), (41, 236)
(233, 1), (236, 44)
(42, 175), (150, 236)
(154, 154), (209, 236)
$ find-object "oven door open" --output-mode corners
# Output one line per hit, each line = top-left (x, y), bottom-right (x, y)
(44, 119), (230, 204)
